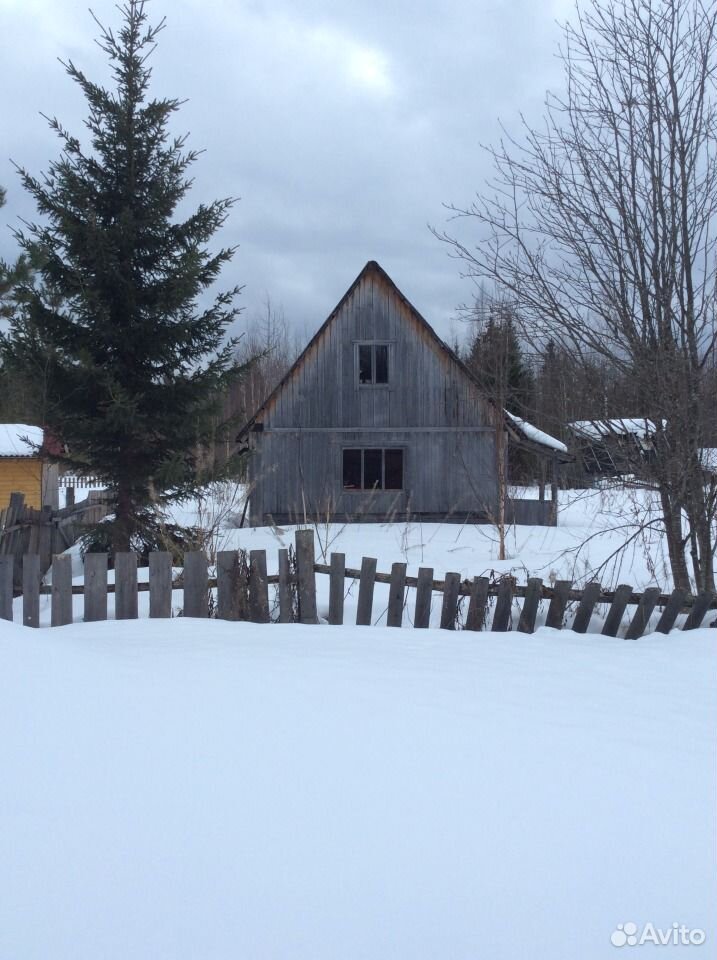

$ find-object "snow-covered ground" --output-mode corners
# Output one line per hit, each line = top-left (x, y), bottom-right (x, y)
(0, 617), (714, 959)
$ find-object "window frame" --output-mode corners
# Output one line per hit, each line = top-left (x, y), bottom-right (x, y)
(355, 341), (392, 387)
(342, 446), (405, 492)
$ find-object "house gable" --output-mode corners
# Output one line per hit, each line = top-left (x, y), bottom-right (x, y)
(243, 261), (493, 433)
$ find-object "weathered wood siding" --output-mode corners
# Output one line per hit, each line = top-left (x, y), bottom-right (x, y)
(248, 264), (498, 524)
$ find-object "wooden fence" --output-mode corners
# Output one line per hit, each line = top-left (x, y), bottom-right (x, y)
(0, 529), (715, 635)
(0, 491), (111, 588)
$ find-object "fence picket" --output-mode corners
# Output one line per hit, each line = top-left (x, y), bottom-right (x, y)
(356, 557), (377, 626)
(387, 562), (406, 628)
(51, 554), (73, 627)
(683, 592), (714, 631)
(278, 549), (293, 623)
(571, 581), (602, 633)
(465, 576), (489, 631)
(84, 552), (108, 623)
(0, 555), (12, 621)
(517, 577), (543, 633)
(414, 567), (434, 628)
(440, 572), (461, 630)
(115, 552), (138, 620)
(295, 530), (318, 624)
(149, 552), (172, 619)
(184, 552), (208, 618)
(625, 587), (661, 639)
(22, 553), (41, 628)
(492, 579), (513, 631)
(654, 588), (686, 634)
(545, 580), (572, 629)
(249, 550), (270, 623)
(601, 584), (633, 636)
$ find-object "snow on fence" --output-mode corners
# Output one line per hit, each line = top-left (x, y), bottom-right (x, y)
(0, 529), (715, 636)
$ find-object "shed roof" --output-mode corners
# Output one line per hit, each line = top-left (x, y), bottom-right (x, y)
(0, 424), (44, 458)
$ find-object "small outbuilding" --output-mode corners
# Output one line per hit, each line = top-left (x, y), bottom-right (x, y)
(238, 261), (566, 527)
(0, 424), (59, 510)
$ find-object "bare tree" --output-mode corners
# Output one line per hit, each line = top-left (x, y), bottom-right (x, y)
(437, 0), (717, 592)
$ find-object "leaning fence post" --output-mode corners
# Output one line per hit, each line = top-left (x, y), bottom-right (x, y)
(601, 584), (633, 636)
(465, 576), (490, 631)
(625, 586), (661, 639)
(115, 552), (138, 620)
(51, 554), (73, 627)
(654, 588), (687, 634)
(0, 555), (13, 621)
(491, 579), (513, 631)
(295, 529), (318, 624)
(545, 580), (572, 629)
(571, 581), (602, 633)
(683, 592), (714, 631)
(517, 577), (543, 634)
(356, 556), (377, 626)
(22, 554), (41, 628)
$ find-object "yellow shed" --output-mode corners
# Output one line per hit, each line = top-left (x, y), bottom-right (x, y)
(0, 424), (59, 510)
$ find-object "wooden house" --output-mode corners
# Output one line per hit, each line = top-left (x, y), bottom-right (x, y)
(238, 262), (564, 527)
(0, 424), (59, 510)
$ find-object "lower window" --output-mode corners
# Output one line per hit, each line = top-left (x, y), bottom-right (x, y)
(343, 448), (403, 490)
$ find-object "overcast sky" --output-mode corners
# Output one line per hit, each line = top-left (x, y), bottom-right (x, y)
(1, 0), (573, 344)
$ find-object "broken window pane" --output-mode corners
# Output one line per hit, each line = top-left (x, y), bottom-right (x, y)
(358, 345), (373, 384)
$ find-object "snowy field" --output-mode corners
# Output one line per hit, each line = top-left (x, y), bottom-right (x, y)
(0, 617), (714, 959)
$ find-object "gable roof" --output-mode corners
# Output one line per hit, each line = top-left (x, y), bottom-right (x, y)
(237, 260), (482, 436)
(236, 260), (569, 459)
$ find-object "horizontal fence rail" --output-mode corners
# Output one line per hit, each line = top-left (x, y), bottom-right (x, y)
(0, 529), (715, 636)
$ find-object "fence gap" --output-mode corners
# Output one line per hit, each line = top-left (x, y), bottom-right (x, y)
(84, 552), (108, 623)
(387, 562), (406, 628)
(115, 552), (138, 620)
(149, 552), (172, 619)
(356, 557), (377, 626)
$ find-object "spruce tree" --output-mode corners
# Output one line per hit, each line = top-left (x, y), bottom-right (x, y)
(0, 2), (242, 552)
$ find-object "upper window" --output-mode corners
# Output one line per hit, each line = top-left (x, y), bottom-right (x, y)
(358, 343), (389, 385)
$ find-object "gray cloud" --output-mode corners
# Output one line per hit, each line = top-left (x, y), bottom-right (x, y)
(1, 0), (572, 343)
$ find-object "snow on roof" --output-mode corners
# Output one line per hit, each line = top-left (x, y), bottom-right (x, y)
(569, 418), (661, 440)
(504, 411), (568, 454)
(0, 424), (44, 458)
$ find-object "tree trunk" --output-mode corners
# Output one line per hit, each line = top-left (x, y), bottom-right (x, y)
(660, 489), (690, 593)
